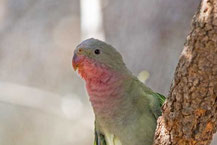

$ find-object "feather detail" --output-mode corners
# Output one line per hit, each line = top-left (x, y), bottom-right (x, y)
(73, 39), (165, 145)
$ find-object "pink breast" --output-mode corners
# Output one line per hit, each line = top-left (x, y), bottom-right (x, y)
(77, 57), (124, 115)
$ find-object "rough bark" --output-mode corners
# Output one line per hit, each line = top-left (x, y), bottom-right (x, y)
(154, 0), (217, 145)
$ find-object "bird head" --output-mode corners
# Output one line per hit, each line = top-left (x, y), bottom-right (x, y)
(72, 38), (129, 80)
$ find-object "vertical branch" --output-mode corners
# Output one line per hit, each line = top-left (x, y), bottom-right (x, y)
(154, 0), (217, 144)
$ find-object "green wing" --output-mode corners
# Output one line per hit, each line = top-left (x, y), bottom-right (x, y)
(154, 93), (166, 107)
(94, 131), (107, 145)
(94, 122), (122, 145)
(94, 122), (107, 145)
(149, 92), (166, 119)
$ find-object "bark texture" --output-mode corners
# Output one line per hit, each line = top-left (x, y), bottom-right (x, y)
(154, 0), (217, 145)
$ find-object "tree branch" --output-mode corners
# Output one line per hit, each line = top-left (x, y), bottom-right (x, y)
(154, 0), (217, 144)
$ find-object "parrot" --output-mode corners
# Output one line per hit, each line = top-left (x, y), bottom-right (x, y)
(72, 38), (165, 145)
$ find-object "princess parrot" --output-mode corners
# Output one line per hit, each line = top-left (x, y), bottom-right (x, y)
(72, 38), (165, 145)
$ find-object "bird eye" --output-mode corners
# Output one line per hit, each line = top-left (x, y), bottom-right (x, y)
(94, 49), (100, 55)
(78, 48), (82, 53)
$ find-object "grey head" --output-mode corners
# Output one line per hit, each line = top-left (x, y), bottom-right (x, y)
(73, 38), (130, 73)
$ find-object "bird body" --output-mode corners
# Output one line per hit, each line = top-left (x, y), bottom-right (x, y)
(72, 38), (165, 145)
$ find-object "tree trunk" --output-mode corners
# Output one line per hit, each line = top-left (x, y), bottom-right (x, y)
(154, 0), (217, 144)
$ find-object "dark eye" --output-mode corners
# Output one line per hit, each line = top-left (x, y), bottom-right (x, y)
(78, 48), (82, 53)
(94, 49), (100, 55)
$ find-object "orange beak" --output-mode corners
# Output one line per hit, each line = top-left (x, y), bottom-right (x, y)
(72, 53), (84, 71)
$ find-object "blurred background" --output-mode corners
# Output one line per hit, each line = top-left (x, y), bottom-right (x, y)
(0, 0), (216, 144)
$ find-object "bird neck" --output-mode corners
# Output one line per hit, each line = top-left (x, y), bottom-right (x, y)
(85, 68), (131, 118)
(77, 57), (132, 118)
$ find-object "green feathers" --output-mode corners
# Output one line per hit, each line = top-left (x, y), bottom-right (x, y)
(154, 93), (166, 107)
(94, 131), (107, 145)
(74, 38), (167, 145)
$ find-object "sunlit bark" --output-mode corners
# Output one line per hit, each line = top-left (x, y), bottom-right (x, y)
(154, 0), (217, 144)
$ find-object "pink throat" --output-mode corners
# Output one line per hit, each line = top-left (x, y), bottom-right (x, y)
(77, 57), (124, 115)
